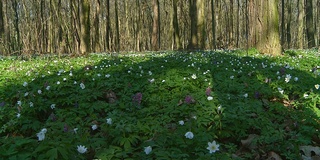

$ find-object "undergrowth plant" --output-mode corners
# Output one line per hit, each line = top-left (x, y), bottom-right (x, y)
(0, 50), (319, 159)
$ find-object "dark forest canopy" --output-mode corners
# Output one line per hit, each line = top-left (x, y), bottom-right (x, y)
(0, 0), (319, 56)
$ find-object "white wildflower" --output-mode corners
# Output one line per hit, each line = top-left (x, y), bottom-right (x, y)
(77, 145), (87, 154)
(80, 83), (85, 89)
(185, 131), (194, 139)
(144, 146), (152, 155)
(207, 140), (220, 154)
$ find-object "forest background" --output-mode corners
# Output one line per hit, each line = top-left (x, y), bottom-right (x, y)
(0, 0), (319, 56)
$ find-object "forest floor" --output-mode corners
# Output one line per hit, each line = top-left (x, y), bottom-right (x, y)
(0, 49), (320, 159)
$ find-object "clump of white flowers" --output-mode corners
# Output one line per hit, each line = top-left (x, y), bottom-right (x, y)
(36, 128), (47, 141)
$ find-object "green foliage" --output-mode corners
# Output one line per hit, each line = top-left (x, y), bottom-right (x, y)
(0, 50), (319, 159)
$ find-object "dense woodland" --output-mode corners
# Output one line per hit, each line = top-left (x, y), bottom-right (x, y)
(0, 0), (319, 56)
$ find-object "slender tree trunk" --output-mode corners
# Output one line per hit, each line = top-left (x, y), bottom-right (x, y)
(281, 0), (285, 48)
(80, 0), (90, 54)
(189, 0), (197, 49)
(211, 0), (216, 49)
(105, 0), (110, 51)
(236, 0), (240, 47)
(12, 0), (21, 54)
(305, 0), (315, 47)
(297, 0), (304, 48)
(0, 1), (3, 35)
(125, 1), (130, 50)
(0, 1), (4, 54)
(229, 0), (234, 47)
(245, 0), (249, 52)
(172, 0), (181, 49)
(93, 0), (101, 52)
(114, 0), (120, 52)
(3, 0), (11, 55)
(135, 0), (141, 51)
(286, 0), (291, 48)
(318, 1), (320, 47)
(151, 0), (160, 51)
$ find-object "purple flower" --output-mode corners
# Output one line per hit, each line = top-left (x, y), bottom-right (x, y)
(206, 87), (212, 96)
(279, 67), (286, 75)
(64, 124), (69, 132)
(50, 113), (57, 121)
(185, 95), (195, 104)
(254, 91), (261, 99)
(133, 92), (142, 105)
(0, 102), (5, 107)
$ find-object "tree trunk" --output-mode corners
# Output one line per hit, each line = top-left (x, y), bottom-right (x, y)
(125, 1), (130, 49)
(254, 0), (282, 55)
(197, 0), (205, 49)
(286, 0), (291, 48)
(105, 0), (110, 51)
(135, 0), (141, 51)
(305, 0), (315, 47)
(229, 0), (234, 47)
(0, 1), (4, 54)
(172, 0), (181, 50)
(318, 1), (320, 47)
(114, 0), (120, 52)
(211, 0), (216, 49)
(93, 0), (101, 52)
(80, 0), (90, 54)
(189, 0), (197, 49)
(297, 0), (304, 48)
(281, 0), (285, 48)
(151, 0), (160, 51)
(0, 1), (4, 36)
(12, 0), (21, 54)
(188, 0), (205, 49)
(236, 0), (240, 47)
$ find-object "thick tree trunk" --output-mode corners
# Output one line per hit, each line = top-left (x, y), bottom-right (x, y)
(305, 0), (315, 47)
(188, 0), (205, 49)
(254, 0), (282, 55)
(151, 0), (160, 51)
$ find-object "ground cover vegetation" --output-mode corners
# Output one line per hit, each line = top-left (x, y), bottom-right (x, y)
(0, 49), (320, 159)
